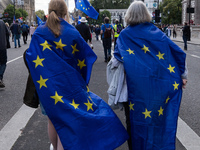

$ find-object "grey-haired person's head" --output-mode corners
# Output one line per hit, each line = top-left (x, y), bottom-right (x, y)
(125, 1), (152, 25)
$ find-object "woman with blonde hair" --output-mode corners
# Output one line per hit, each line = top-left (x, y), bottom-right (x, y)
(110, 1), (187, 149)
(24, 0), (128, 150)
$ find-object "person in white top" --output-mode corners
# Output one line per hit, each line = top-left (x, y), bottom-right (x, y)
(29, 24), (36, 38)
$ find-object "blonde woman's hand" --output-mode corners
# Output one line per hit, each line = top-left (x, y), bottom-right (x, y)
(182, 79), (187, 89)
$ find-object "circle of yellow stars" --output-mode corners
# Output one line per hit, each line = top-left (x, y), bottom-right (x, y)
(125, 43), (181, 120)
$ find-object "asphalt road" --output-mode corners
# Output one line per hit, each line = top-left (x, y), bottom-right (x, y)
(0, 34), (199, 150)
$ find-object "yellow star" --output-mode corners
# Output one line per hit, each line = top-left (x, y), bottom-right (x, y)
(84, 99), (94, 111)
(86, 86), (90, 92)
(40, 40), (52, 51)
(77, 59), (86, 69)
(50, 91), (64, 105)
(71, 44), (79, 54)
(79, 0), (81, 2)
(54, 39), (67, 51)
(126, 48), (134, 55)
(141, 45), (150, 53)
(158, 106), (164, 116)
(173, 81), (179, 90)
(70, 99), (80, 109)
(142, 108), (152, 119)
(81, 4), (82, 6)
(165, 96), (170, 104)
(86, 8), (87, 10)
(83, 7), (85, 9)
(88, 7), (90, 9)
(32, 55), (45, 68)
(129, 102), (134, 111)
(156, 51), (165, 60)
(168, 64), (175, 73)
(37, 75), (48, 89)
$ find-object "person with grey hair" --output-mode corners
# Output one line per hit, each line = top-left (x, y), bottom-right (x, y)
(109, 1), (188, 149)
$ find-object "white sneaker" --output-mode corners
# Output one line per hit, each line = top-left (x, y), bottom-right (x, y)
(50, 144), (54, 150)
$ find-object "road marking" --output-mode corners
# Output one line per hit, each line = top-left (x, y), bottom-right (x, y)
(0, 105), (36, 150)
(7, 56), (23, 64)
(177, 117), (200, 150)
(190, 54), (200, 59)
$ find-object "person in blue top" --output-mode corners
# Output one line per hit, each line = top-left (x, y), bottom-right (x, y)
(100, 17), (114, 62)
(21, 21), (29, 44)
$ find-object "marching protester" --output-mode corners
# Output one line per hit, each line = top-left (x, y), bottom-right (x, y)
(21, 21), (29, 44)
(24, 0), (128, 150)
(10, 19), (21, 48)
(108, 1), (187, 149)
(113, 19), (123, 48)
(0, 19), (9, 88)
(182, 22), (190, 50)
(100, 17), (114, 62)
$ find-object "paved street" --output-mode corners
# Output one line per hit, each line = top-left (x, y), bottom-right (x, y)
(0, 34), (200, 150)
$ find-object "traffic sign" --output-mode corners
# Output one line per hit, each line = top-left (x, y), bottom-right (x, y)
(4, 12), (9, 17)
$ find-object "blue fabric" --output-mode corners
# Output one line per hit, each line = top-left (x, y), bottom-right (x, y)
(26, 19), (128, 150)
(75, 0), (99, 20)
(114, 22), (186, 150)
(77, 16), (81, 24)
(101, 23), (113, 39)
(36, 15), (43, 26)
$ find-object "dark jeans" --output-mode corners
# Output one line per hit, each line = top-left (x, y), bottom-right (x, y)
(22, 32), (28, 44)
(102, 38), (111, 61)
(95, 33), (99, 40)
(183, 35), (188, 50)
(123, 102), (132, 150)
(0, 50), (7, 80)
(14, 34), (20, 47)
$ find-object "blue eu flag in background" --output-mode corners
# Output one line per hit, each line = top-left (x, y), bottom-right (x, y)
(36, 15), (43, 26)
(75, 0), (99, 20)
(114, 22), (186, 150)
(26, 19), (128, 150)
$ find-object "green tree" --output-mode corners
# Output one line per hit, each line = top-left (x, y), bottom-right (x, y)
(3, 4), (28, 23)
(18, 8), (28, 20)
(35, 10), (45, 20)
(159, 0), (182, 24)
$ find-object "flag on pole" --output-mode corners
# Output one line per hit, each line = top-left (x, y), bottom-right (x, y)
(75, 0), (99, 20)
(36, 15), (43, 26)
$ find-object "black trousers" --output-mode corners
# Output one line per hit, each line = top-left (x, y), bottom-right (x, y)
(22, 32), (28, 44)
(123, 102), (132, 149)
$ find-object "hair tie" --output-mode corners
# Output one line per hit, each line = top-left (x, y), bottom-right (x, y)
(51, 10), (57, 14)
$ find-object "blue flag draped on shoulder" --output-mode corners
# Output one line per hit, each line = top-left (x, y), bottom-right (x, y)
(26, 19), (128, 150)
(114, 22), (186, 150)
(36, 15), (43, 26)
(75, 0), (99, 20)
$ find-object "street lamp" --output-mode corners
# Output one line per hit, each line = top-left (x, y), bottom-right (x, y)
(168, 10), (170, 25)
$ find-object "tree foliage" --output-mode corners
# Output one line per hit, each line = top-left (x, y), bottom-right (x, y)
(35, 10), (45, 20)
(3, 4), (28, 22)
(159, 0), (182, 24)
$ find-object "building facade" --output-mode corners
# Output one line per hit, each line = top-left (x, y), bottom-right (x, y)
(182, 0), (200, 25)
(0, 0), (35, 25)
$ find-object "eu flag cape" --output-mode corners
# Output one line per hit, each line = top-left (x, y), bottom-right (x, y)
(114, 23), (186, 150)
(75, 0), (99, 20)
(26, 19), (128, 150)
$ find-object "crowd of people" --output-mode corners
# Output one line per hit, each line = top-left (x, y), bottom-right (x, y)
(1, 0), (188, 150)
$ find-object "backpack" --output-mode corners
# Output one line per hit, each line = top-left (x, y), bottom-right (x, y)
(22, 25), (27, 32)
(104, 25), (112, 38)
(116, 24), (122, 34)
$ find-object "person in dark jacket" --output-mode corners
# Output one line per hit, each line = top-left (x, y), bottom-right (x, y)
(182, 22), (190, 50)
(0, 19), (9, 88)
(10, 19), (21, 48)
(75, 17), (92, 45)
